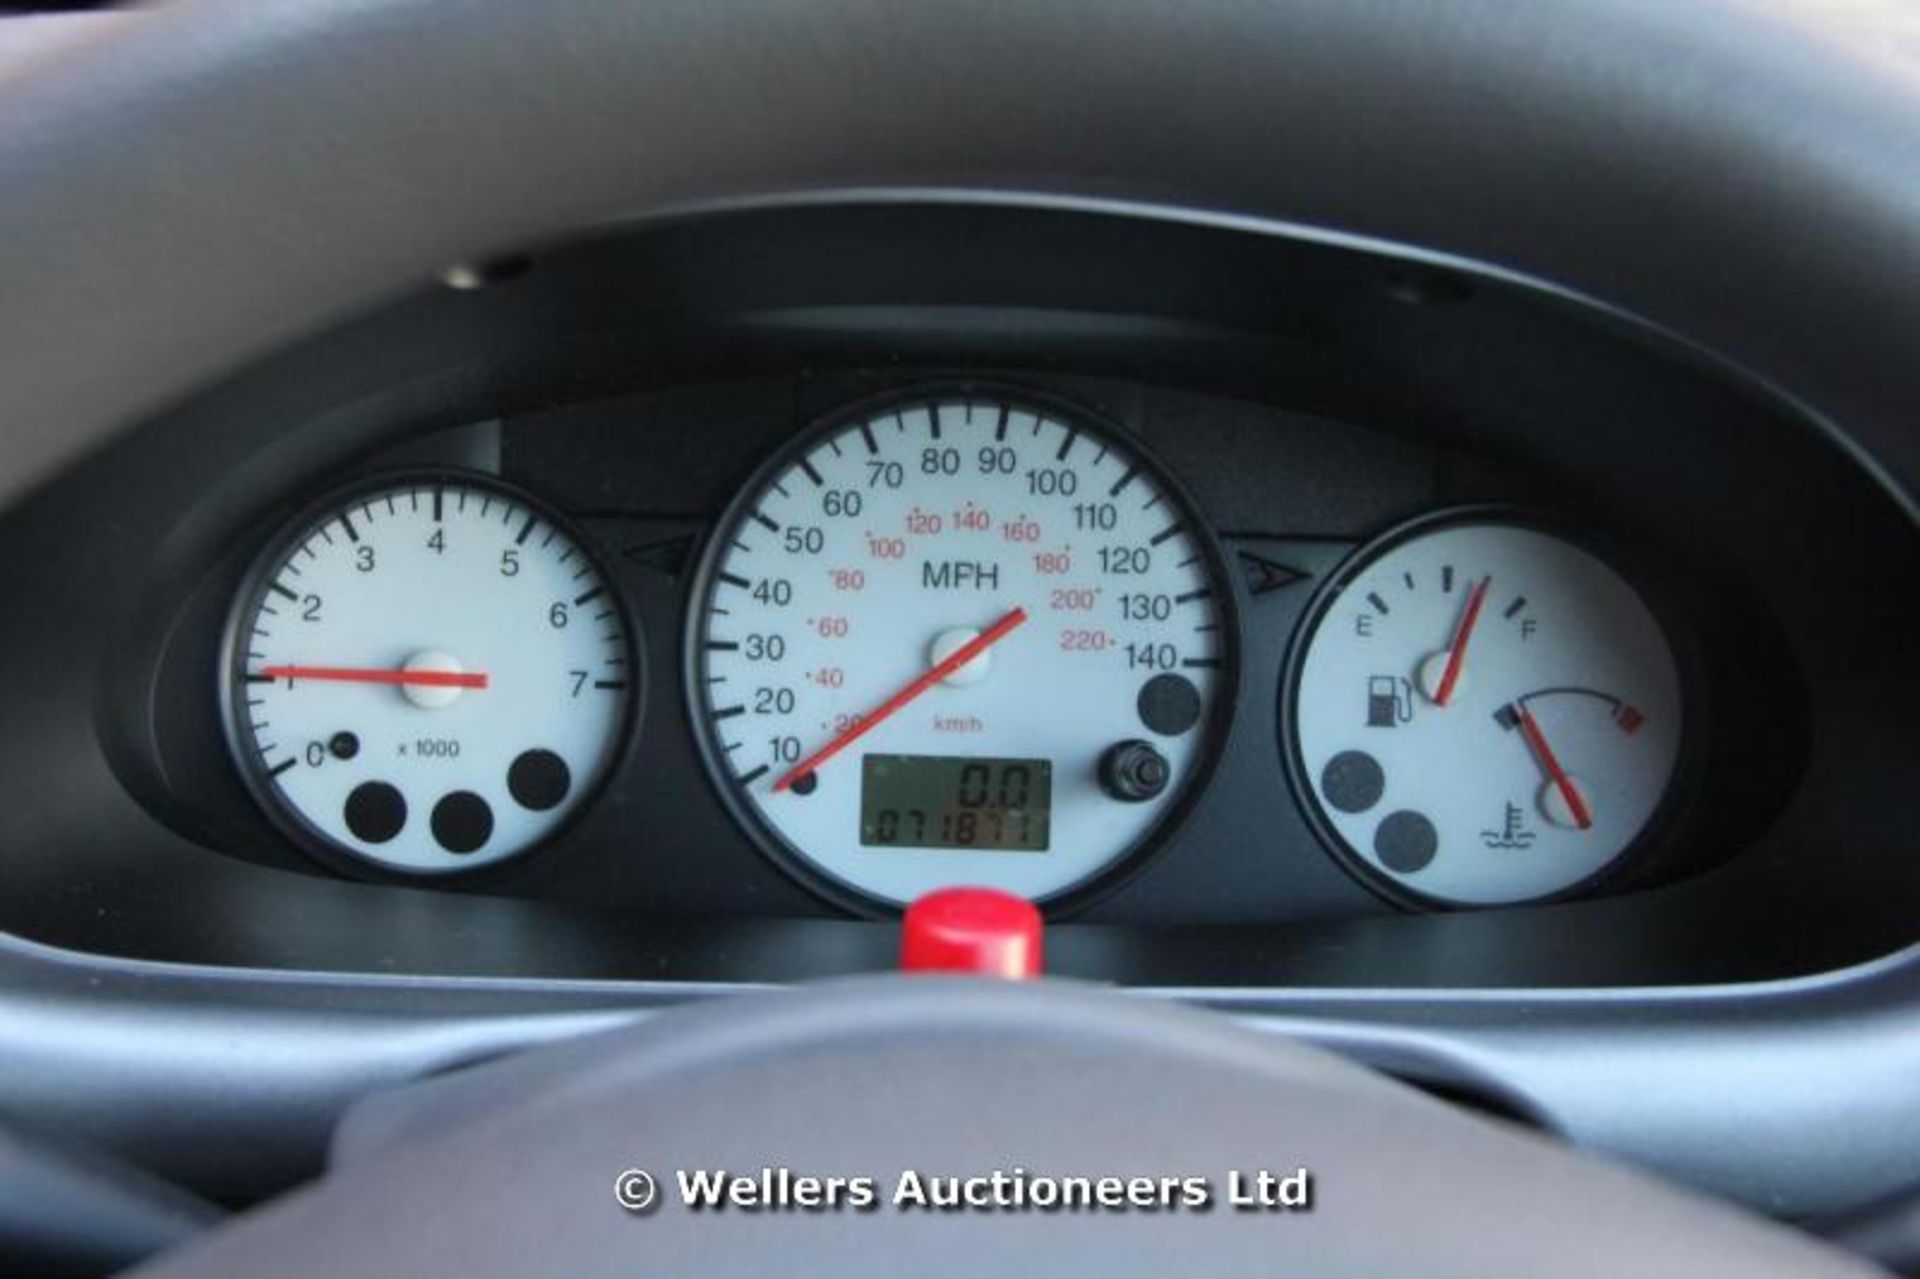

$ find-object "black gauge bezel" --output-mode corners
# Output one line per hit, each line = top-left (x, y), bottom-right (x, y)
(218, 468), (642, 882)
(1279, 504), (1706, 911)
(683, 382), (1242, 918)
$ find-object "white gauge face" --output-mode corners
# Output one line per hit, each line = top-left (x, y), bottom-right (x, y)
(691, 395), (1230, 907)
(1292, 518), (1683, 906)
(225, 477), (631, 873)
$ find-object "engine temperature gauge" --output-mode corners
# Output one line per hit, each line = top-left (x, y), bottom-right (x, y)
(1289, 515), (1683, 906)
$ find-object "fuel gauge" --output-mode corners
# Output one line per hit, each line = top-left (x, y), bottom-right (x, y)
(1288, 515), (1684, 906)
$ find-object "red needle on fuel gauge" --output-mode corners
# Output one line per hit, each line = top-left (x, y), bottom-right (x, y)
(771, 607), (1028, 793)
(1430, 576), (1491, 707)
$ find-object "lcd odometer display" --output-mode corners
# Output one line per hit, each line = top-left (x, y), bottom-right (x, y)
(861, 755), (1051, 851)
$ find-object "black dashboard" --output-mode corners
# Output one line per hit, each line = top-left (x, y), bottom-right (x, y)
(3, 1), (1920, 1260)
(0, 204), (1908, 991)
(149, 372), (1776, 922)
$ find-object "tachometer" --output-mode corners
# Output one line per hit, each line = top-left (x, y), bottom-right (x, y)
(222, 474), (633, 875)
(688, 391), (1233, 908)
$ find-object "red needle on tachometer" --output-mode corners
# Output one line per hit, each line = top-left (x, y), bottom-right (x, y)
(259, 665), (489, 689)
(1431, 576), (1491, 707)
(771, 607), (1029, 793)
(1516, 704), (1593, 830)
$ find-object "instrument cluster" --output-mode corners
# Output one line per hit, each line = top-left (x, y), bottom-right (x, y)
(208, 375), (1712, 918)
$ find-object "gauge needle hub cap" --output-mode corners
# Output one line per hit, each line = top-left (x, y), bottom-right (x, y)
(929, 627), (992, 687)
(400, 650), (469, 709)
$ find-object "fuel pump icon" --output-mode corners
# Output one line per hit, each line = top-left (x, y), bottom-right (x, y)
(1366, 676), (1414, 728)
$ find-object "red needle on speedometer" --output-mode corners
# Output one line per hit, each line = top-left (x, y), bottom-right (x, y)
(1516, 704), (1593, 830)
(771, 607), (1029, 793)
(259, 665), (489, 689)
(1431, 576), (1490, 707)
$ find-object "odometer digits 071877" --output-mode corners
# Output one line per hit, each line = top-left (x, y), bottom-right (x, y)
(688, 391), (1232, 908)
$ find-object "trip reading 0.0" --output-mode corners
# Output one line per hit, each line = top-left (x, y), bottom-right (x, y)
(861, 755), (1052, 852)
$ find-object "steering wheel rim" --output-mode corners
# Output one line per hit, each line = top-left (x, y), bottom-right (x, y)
(125, 976), (1870, 1277)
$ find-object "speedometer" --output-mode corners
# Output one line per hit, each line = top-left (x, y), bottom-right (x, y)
(688, 390), (1234, 909)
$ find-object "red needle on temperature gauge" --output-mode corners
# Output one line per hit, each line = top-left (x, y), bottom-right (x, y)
(1516, 704), (1594, 830)
(259, 665), (489, 689)
(1430, 576), (1491, 706)
(771, 607), (1028, 793)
